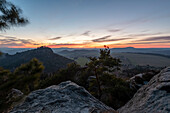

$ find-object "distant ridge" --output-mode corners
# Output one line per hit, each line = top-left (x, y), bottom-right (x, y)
(111, 47), (170, 56)
(0, 46), (74, 73)
(58, 49), (99, 58)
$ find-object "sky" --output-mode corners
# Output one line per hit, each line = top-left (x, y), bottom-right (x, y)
(0, 0), (170, 48)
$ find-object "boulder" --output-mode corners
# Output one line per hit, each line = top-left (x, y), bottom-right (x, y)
(129, 73), (144, 90)
(7, 88), (24, 103)
(10, 81), (116, 113)
(118, 67), (170, 113)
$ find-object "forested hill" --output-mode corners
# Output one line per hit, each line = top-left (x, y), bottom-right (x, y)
(0, 46), (74, 73)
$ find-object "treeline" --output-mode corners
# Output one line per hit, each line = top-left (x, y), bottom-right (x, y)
(0, 46), (136, 112)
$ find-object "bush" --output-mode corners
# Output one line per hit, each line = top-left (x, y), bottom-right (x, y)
(89, 73), (135, 109)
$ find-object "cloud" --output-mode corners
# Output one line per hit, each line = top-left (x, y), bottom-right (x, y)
(108, 29), (122, 33)
(19, 39), (35, 44)
(48, 37), (62, 40)
(92, 35), (131, 42)
(0, 35), (17, 39)
(48, 43), (86, 47)
(127, 32), (164, 37)
(97, 38), (132, 42)
(102, 17), (150, 29)
(139, 36), (170, 41)
(126, 41), (170, 45)
(0, 38), (35, 44)
(0, 35), (40, 47)
(141, 30), (150, 33)
(0, 43), (24, 47)
(92, 35), (111, 42)
(81, 31), (90, 36)
(51, 43), (85, 46)
(33, 43), (40, 45)
(120, 36), (170, 45)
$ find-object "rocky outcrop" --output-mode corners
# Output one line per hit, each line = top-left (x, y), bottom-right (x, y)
(7, 88), (23, 103)
(10, 81), (116, 113)
(129, 72), (156, 90)
(118, 67), (170, 113)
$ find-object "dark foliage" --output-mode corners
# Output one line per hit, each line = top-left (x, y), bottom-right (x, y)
(0, 58), (44, 112)
(0, 0), (28, 30)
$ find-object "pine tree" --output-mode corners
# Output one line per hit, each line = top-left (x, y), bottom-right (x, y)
(14, 58), (44, 93)
(87, 45), (121, 99)
(0, 0), (28, 30)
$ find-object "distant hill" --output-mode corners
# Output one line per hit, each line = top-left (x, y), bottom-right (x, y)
(0, 46), (74, 73)
(2, 47), (170, 56)
(111, 47), (170, 56)
(0, 48), (32, 55)
(112, 52), (170, 67)
(58, 49), (99, 59)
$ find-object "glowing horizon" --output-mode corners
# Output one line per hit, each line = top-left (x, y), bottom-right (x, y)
(0, 0), (170, 48)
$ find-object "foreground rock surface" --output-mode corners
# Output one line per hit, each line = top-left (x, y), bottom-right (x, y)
(10, 81), (116, 113)
(118, 67), (170, 113)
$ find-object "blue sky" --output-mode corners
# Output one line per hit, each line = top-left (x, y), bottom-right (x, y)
(0, 0), (170, 48)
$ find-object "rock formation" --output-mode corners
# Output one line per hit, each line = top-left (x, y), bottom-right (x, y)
(10, 81), (116, 113)
(7, 88), (24, 103)
(118, 67), (170, 113)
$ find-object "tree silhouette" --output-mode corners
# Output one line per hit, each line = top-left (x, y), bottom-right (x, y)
(87, 45), (121, 99)
(0, 0), (28, 31)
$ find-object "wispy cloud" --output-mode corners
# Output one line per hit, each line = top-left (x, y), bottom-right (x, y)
(48, 43), (86, 48)
(92, 35), (111, 42)
(119, 36), (170, 45)
(97, 38), (131, 43)
(48, 37), (62, 40)
(126, 41), (170, 45)
(0, 35), (40, 47)
(102, 17), (150, 29)
(0, 35), (17, 39)
(127, 32), (164, 37)
(81, 31), (91, 36)
(139, 36), (170, 41)
(54, 43), (84, 46)
(108, 29), (122, 33)
(0, 43), (25, 47)
(92, 35), (131, 42)
(0, 38), (35, 44)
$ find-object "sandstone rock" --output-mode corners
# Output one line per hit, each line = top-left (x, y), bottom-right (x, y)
(7, 88), (24, 103)
(129, 73), (144, 90)
(118, 67), (170, 113)
(10, 81), (116, 113)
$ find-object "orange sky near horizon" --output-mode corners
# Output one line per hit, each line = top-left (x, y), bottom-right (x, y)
(1, 1), (170, 49)
(8, 41), (170, 48)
